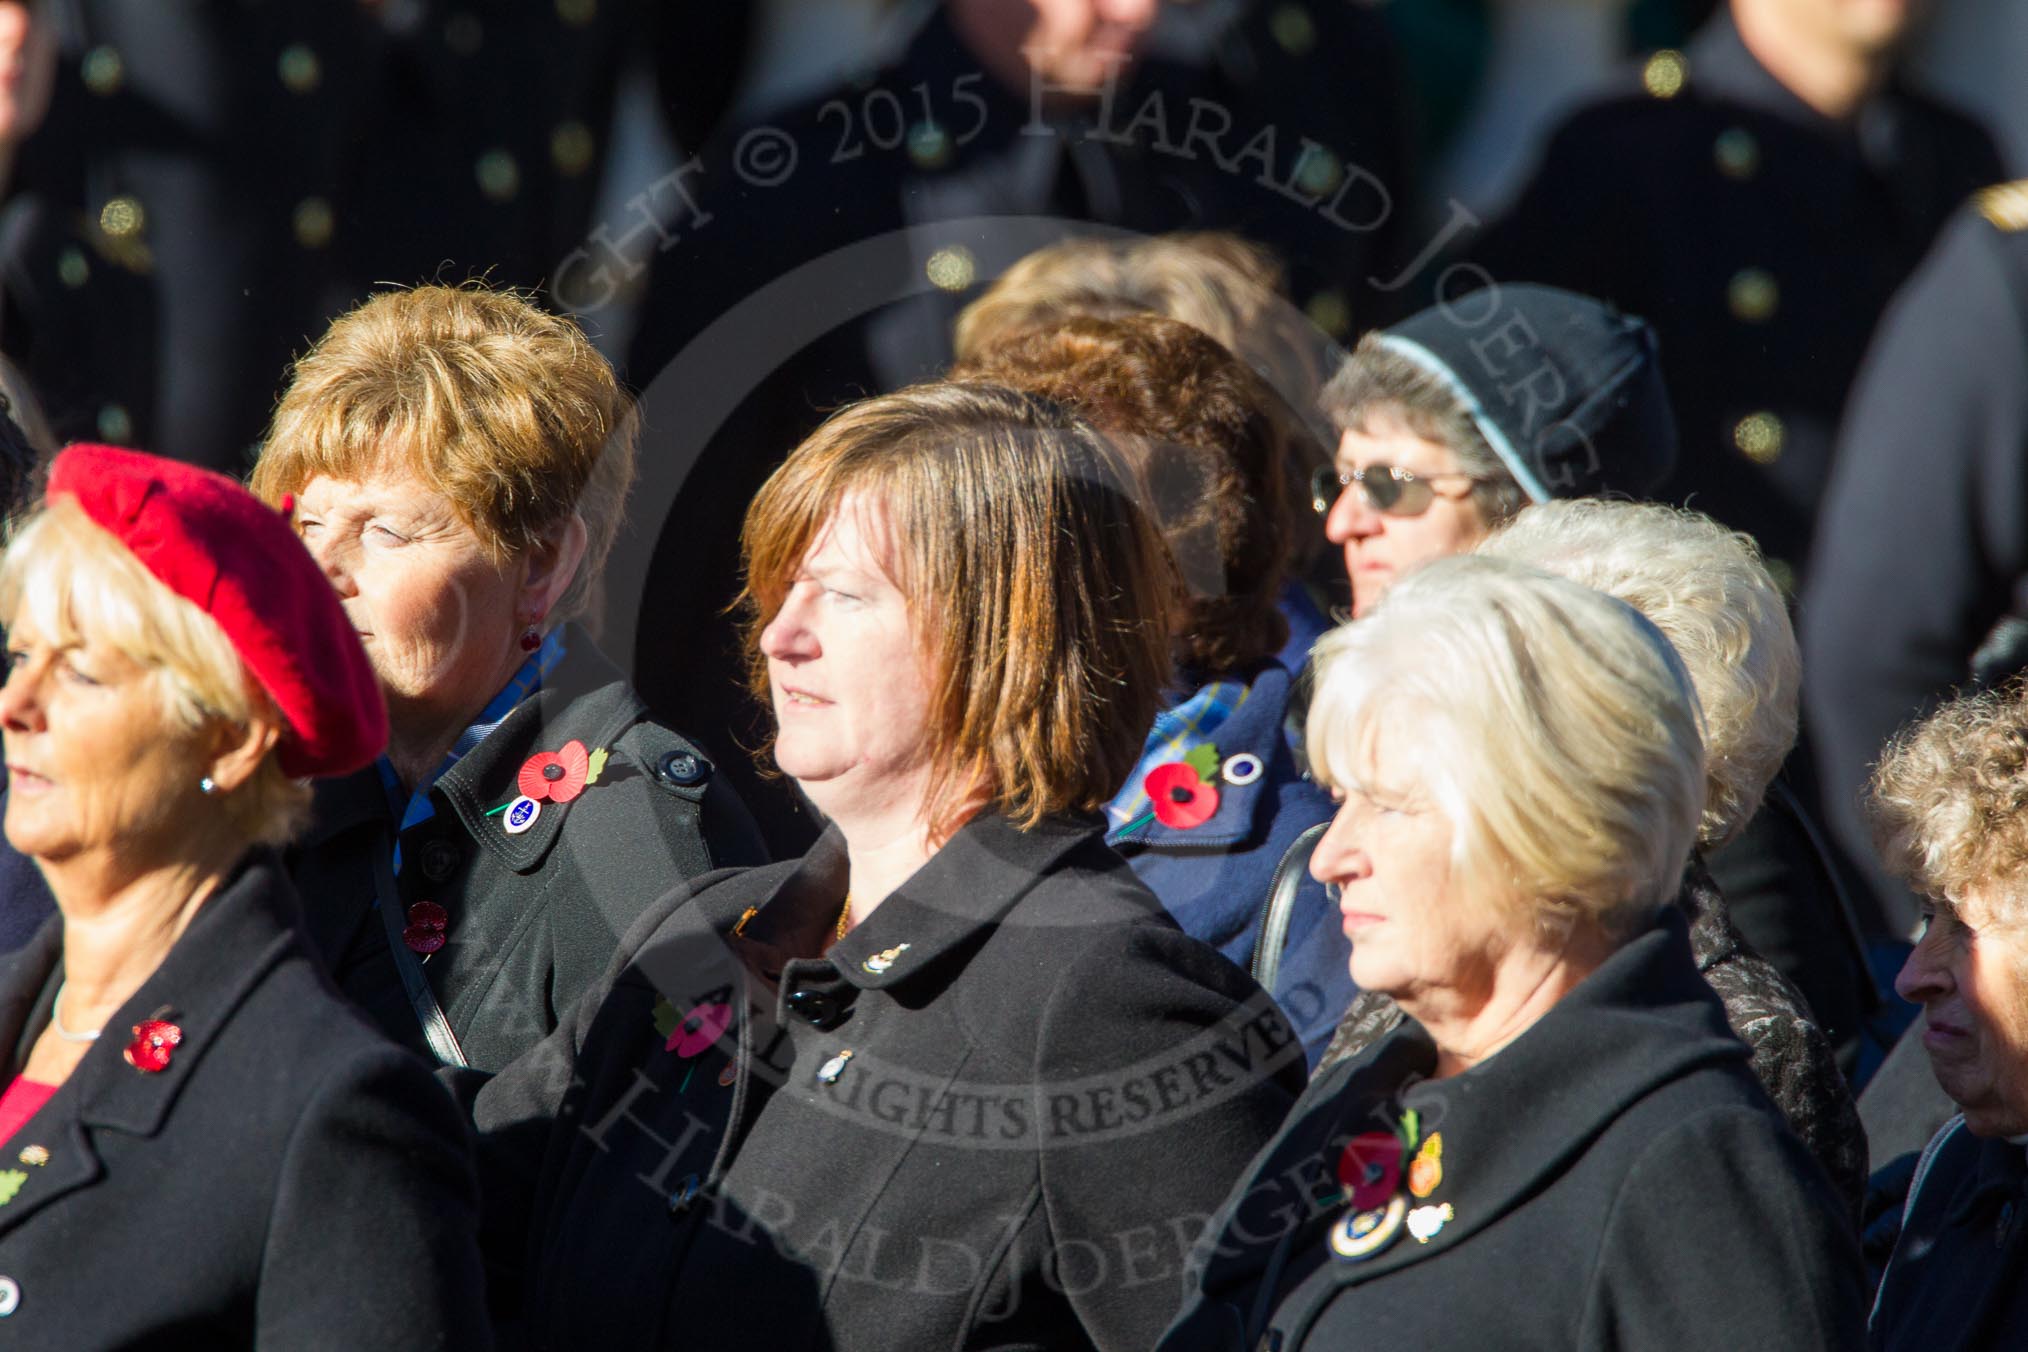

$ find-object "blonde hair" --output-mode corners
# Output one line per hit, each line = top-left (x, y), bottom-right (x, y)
(1306, 555), (1706, 941)
(1868, 682), (2028, 912)
(739, 382), (1176, 838)
(1480, 500), (1798, 848)
(0, 498), (310, 845)
(249, 283), (637, 626)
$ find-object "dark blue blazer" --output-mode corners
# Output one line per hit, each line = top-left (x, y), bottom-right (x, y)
(1108, 660), (1350, 1066)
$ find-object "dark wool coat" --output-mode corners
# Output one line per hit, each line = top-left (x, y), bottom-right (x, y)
(0, 853), (490, 1350)
(288, 633), (765, 1071)
(1161, 909), (1865, 1352)
(1871, 1116), (2028, 1350)
(1319, 856), (1867, 1216)
(457, 812), (1307, 1352)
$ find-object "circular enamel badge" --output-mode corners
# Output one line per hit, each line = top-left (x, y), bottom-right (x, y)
(1329, 1194), (1407, 1262)
(1220, 752), (1264, 786)
(502, 795), (542, 835)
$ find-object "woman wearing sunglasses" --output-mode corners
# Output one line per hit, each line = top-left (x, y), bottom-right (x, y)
(1312, 284), (1678, 618)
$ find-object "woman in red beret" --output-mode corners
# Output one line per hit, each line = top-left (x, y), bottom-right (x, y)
(0, 445), (489, 1349)
(251, 284), (764, 1073)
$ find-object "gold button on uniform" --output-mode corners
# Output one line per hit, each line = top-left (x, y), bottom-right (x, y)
(99, 196), (144, 239)
(82, 46), (123, 96)
(56, 247), (88, 289)
(1643, 50), (1687, 100)
(475, 149), (520, 202)
(293, 197), (334, 249)
(1271, 5), (1316, 56)
(1293, 145), (1342, 198)
(278, 44), (321, 94)
(1713, 128), (1759, 180)
(1733, 411), (1785, 464)
(1728, 268), (1779, 323)
(97, 404), (133, 444)
(925, 245), (976, 292)
(550, 121), (596, 177)
(906, 121), (951, 171)
(1306, 288), (1351, 340)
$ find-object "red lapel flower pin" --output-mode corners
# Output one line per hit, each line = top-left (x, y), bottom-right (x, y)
(1128, 743), (1225, 832)
(403, 900), (449, 955)
(1337, 1107), (1423, 1211)
(124, 1019), (183, 1074)
(518, 739), (592, 804)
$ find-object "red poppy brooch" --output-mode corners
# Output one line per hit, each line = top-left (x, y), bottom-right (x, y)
(124, 1018), (183, 1074)
(494, 741), (611, 834)
(403, 900), (449, 955)
(1123, 743), (1267, 833)
(1329, 1109), (1454, 1261)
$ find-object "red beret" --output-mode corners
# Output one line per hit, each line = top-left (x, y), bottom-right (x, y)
(45, 444), (387, 778)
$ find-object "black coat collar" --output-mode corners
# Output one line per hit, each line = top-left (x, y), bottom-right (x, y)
(821, 811), (1100, 992)
(1206, 908), (1744, 1293)
(300, 629), (648, 876)
(0, 853), (303, 1235)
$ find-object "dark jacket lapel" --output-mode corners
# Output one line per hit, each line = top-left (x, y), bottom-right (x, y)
(1274, 910), (1747, 1290)
(0, 854), (307, 1238)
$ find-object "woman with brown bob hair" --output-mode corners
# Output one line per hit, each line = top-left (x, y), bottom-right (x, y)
(252, 283), (763, 1073)
(458, 382), (1306, 1351)
(955, 313), (1348, 1066)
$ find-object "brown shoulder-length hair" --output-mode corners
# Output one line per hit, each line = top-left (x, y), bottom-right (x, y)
(953, 312), (1293, 677)
(739, 382), (1177, 837)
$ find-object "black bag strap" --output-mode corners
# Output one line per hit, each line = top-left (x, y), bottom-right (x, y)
(1252, 821), (1329, 994)
(372, 833), (469, 1068)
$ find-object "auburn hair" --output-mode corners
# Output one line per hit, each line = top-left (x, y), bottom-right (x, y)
(739, 382), (1177, 837)
(953, 312), (1293, 677)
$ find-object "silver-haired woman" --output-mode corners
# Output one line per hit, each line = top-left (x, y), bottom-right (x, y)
(1160, 555), (1861, 1351)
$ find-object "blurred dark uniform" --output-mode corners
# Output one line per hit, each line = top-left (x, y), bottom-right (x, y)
(0, 1), (753, 472)
(1805, 185), (2028, 942)
(620, 0), (1415, 854)
(1473, 8), (2002, 588)
(0, 1), (380, 470)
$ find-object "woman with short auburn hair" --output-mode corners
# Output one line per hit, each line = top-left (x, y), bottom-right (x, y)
(955, 313), (1347, 1065)
(0, 446), (487, 1349)
(458, 382), (1306, 1352)
(253, 283), (763, 1074)
(1162, 556), (1862, 1352)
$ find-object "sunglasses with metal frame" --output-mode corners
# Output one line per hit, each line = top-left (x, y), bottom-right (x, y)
(1308, 463), (1500, 518)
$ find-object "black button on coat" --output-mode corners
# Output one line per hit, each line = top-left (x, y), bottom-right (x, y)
(458, 812), (1307, 1351)
(1165, 908), (1864, 1351)
(287, 631), (766, 1072)
(0, 853), (490, 1350)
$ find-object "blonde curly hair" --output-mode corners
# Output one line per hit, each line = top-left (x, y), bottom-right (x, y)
(1868, 681), (2028, 905)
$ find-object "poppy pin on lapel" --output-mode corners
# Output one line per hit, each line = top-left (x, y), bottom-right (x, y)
(124, 1018), (181, 1073)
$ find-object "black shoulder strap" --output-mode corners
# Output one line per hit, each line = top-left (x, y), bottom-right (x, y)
(371, 833), (469, 1068)
(1252, 821), (1329, 993)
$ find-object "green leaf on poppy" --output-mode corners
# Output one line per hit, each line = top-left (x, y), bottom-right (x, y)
(1181, 743), (1222, 782)
(651, 996), (680, 1040)
(586, 747), (610, 786)
(1397, 1108), (1420, 1152)
(0, 1169), (26, 1205)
